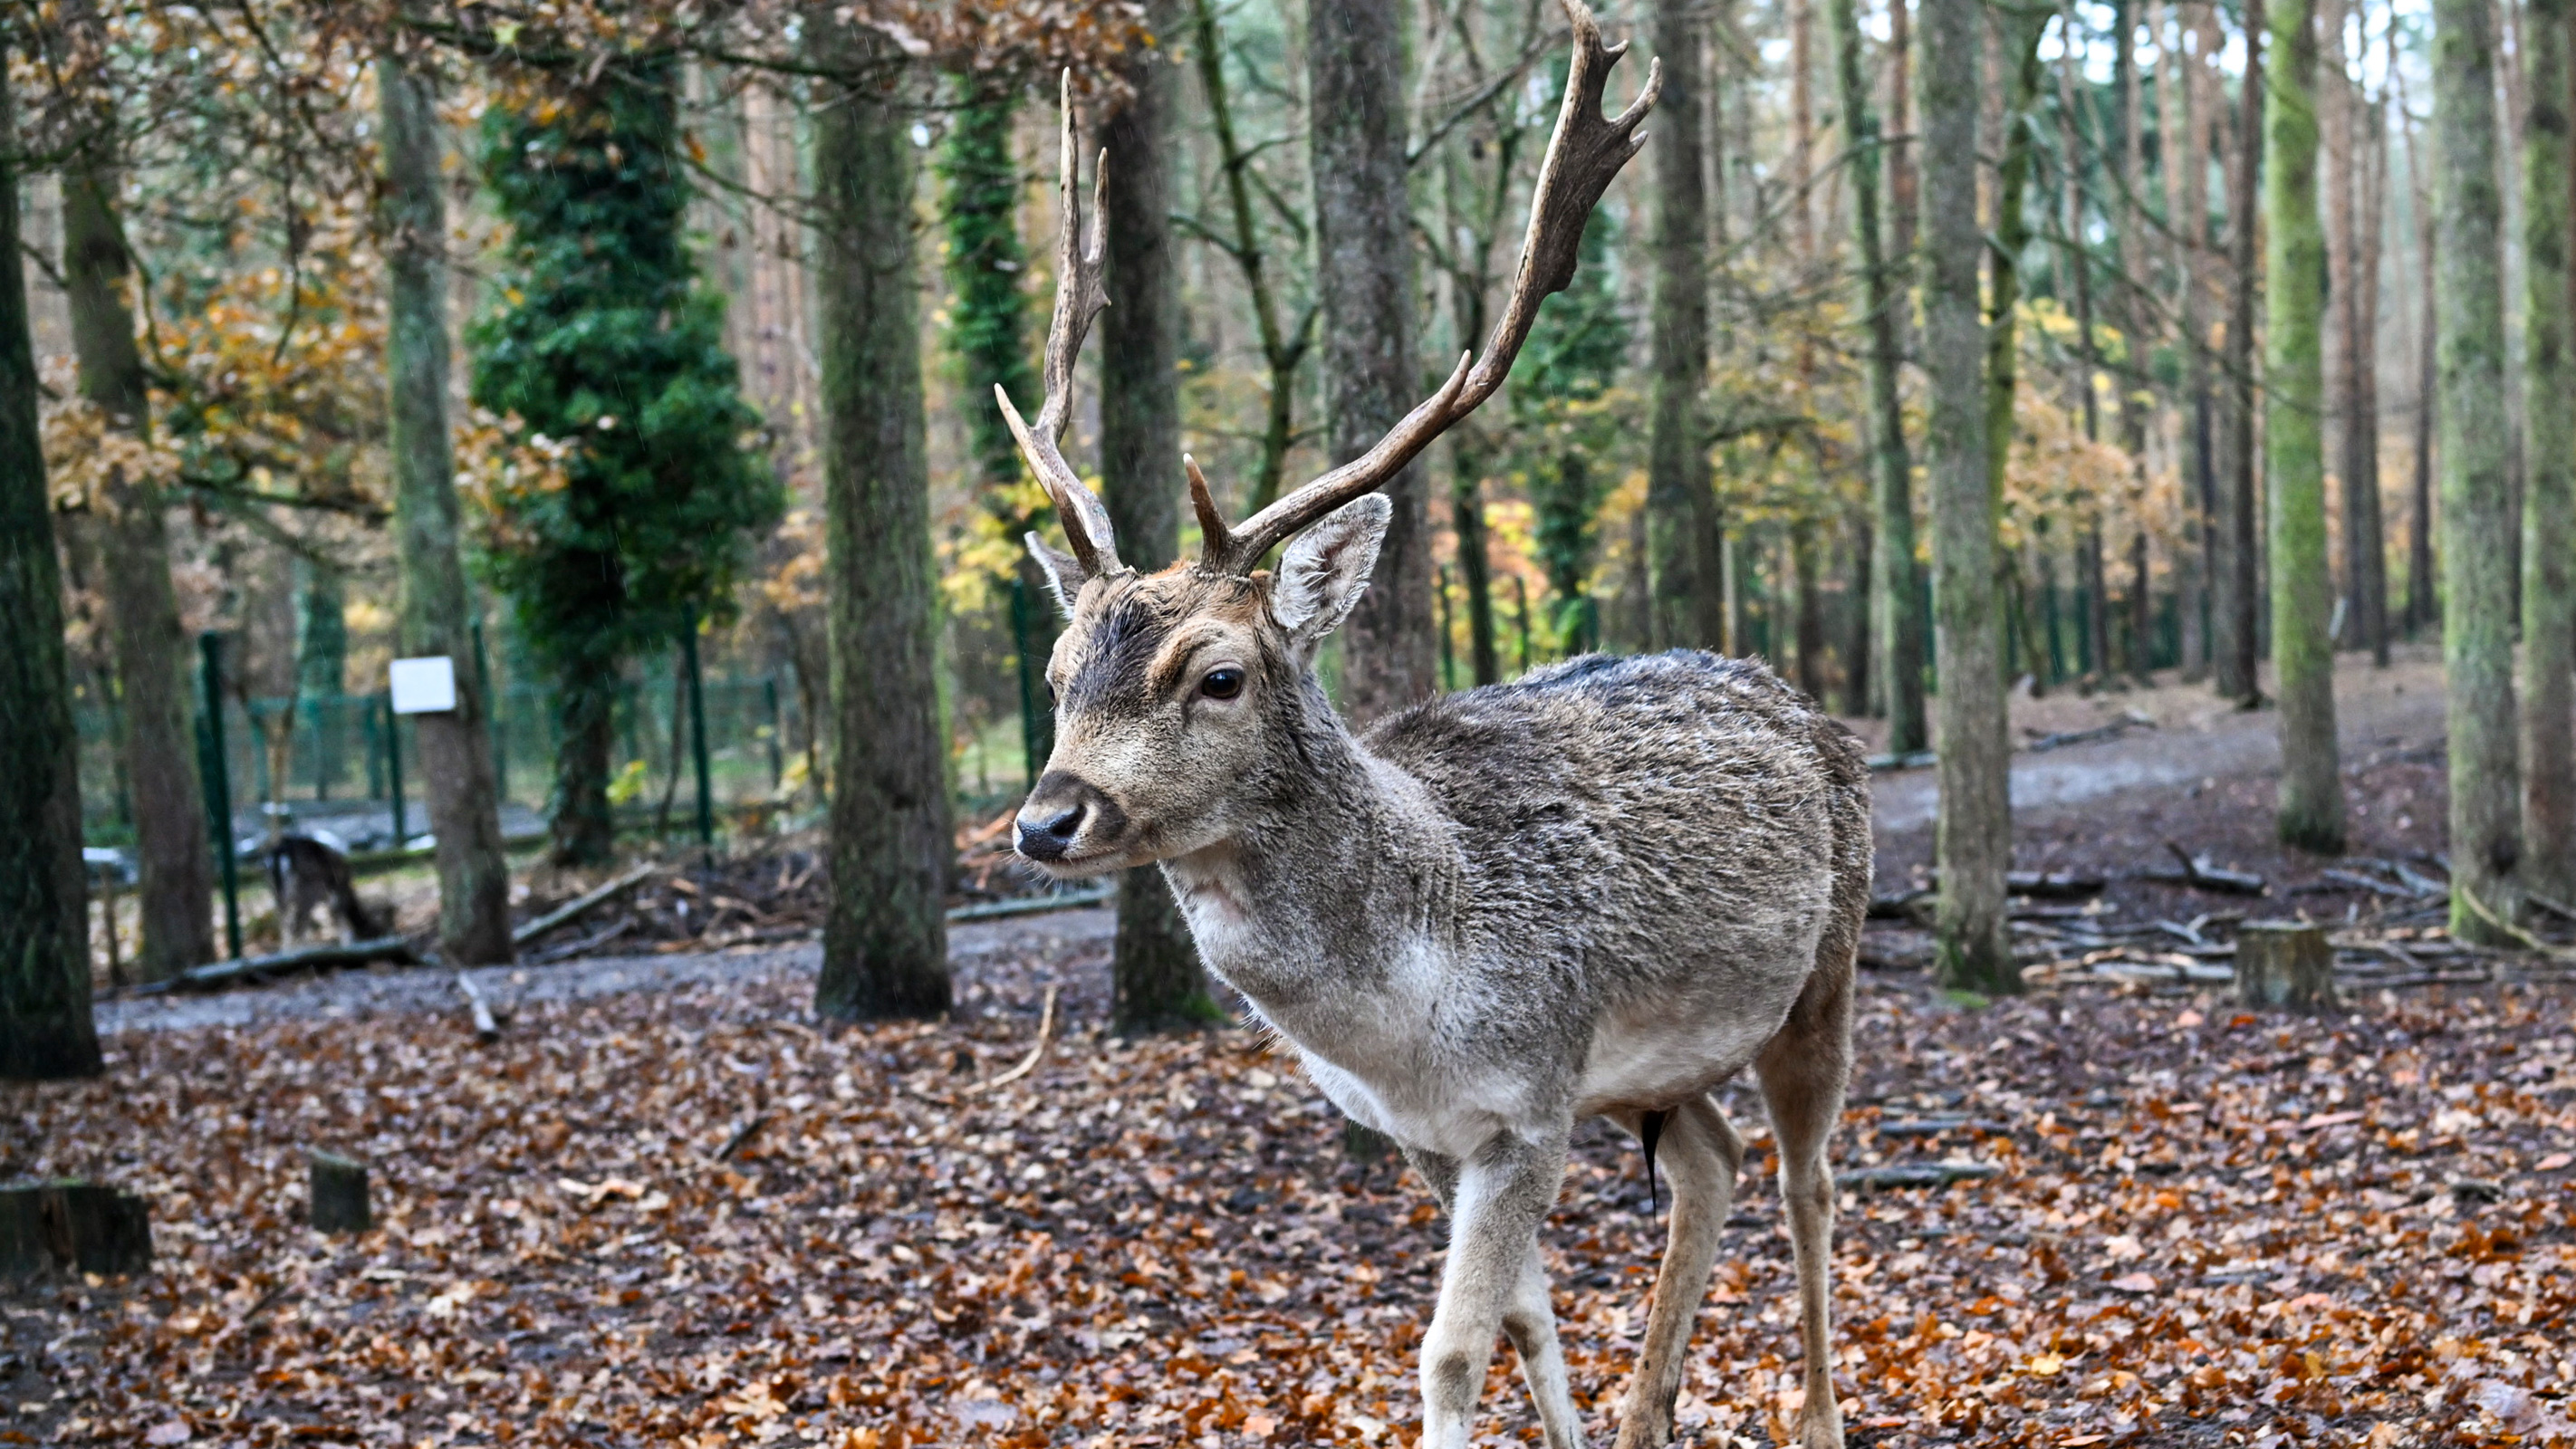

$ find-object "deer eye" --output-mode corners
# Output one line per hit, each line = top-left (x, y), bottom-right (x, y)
(1199, 667), (1245, 701)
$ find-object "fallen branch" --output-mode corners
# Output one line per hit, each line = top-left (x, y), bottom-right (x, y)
(457, 973), (499, 1043)
(149, 936), (420, 993)
(2140, 842), (2267, 896)
(2456, 888), (2576, 962)
(961, 984), (1061, 1097)
(2319, 868), (2417, 900)
(513, 864), (659, 947)
(948, 888), (1112, 923)
(712, 1113), (772, 1163)
(1836, 1160), (2002, 1191)
(2529, 890), (2576, 926)
(2023, 711), (2156, 753)
(527, 916), (637, 964)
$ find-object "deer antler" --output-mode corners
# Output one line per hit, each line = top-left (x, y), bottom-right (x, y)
(1197, 0), (1658, 575)
(998, 72), (1123, 575)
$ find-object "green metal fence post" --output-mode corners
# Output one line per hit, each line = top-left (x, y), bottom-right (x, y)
(682, 618), (714, 855)
(763, 677), (784, 789)
(197, 632), (243, 959)
(385, 693), (407, 848)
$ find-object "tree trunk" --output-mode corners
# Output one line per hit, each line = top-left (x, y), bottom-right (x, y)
(2264, 0), (2347, 852)
(1647, 0), (1728, 654)
(812, 25), (950, 1020)
(1985, 15), (2049, 535)
(2177, 0), (2219, 678)
(2519, 0), (2575, 905)
(2216, 0), (2267, 705)
(380, 47), (513, 964)
(0, 56), (98, 1080)
(1924, 0), (2012, 993)
(64, 135), (214, 982)
(549, 646), (618, 864)
(1100, 5), (1213, 1033)
(2114, 0), (2155, 681)
(1830, 0), (1927, 750)
(2358, 83), (2391, 667)
(1311, 0), (1435, 724)
(2059, 33), (2112, 687)
(2433, 0), (2526, 939)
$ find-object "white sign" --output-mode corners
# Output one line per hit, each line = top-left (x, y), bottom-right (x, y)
(389, 656), (459, 715)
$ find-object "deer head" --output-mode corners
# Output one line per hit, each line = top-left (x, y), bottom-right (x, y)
(1010, 3), (1658, 873)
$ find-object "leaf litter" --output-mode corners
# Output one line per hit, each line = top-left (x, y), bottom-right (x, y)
(5, 934), (2573, 1448)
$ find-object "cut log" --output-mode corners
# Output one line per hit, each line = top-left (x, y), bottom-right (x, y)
(2235, 922), (2338, 1011)
(511, 863), (659, 946)
(308, 1151), (370, 1233)
(0, 1180), (151, 1276)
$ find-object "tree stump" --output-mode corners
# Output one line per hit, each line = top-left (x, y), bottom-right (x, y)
(2235, 922), (2337, 1011)
(309, 1151), (371, 1233)
(0, 1180), (151, 1277)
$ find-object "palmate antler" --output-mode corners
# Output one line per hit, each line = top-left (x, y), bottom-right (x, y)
(999, 72), (1123, 576)
(1006, 0), (1657, 580)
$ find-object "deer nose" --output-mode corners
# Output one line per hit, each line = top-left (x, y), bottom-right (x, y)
(1015, 771), (1129, 863)
(1018, 802), (1086, 858)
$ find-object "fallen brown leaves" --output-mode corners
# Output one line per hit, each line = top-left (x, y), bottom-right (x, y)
(5, 947), (2572, 1448)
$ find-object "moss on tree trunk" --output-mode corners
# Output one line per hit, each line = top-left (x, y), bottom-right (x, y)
(2519, 0), (2576, 905)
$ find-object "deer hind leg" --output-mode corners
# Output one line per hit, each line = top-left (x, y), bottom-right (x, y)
(1405, 1145), (1582, 1449)
(1754, 973), (1856, 1449)
(1610, 1096), (1745, 1449)
(1418, 1126), (1572, 1449)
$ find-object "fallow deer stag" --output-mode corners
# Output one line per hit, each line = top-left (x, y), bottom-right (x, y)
(1004, 10), (1867, 1446)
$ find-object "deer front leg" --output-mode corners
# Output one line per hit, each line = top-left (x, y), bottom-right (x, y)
(1406, 1144), (1583, 1449)
(1610, 1096), (1745, 1449)
(1418, 1126), (1573, 1449)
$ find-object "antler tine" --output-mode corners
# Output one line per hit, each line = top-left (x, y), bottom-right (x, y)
(1204, 0), (1658, 574)
(997, 70), (1122, 575)
(1184, 456), (1233, 561)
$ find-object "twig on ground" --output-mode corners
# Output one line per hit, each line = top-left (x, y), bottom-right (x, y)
(713, 1114), (773, 1163)
(961, 984), (1062, 1097)
(513, 864), (659, 947)
(2142, 842), (2268, 896)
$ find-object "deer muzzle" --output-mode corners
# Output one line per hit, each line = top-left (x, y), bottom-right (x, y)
(1014, 771), (1130, 868)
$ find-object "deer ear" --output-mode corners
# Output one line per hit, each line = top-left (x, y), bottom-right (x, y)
(1273, 494), (1389, 648)
(1025, 533), (1089, 617)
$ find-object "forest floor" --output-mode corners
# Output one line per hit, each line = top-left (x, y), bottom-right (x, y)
(18, 645), (2576, 1448)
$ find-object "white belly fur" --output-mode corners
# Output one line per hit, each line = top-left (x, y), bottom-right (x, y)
(1572, 1005), (1789, 1116)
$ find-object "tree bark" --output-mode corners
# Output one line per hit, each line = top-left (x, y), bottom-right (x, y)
(1985, 14), (2049, 546)
(2405, 83), (2439, 637)
(1830, 0), (1927, 749)
(2215, 0), (2267, 705)
(2177, 0), (2219, 678)
(1310, 0), (1435, 724)
(2433, 0), (2526, 940)
(1648, 0), (1729, 654)
(812, 24), (950, 1020)
(1924, 0), (2012, 992)
(0, 55), (98, 1080)
(380, 47), (513, 964)
(2264, 0), (2346, 852)
(2114, 0), (2154, 681)
(2324, 0), (2388, 665)
(2058, 28), (2113, 687)
(2519, 0), (2575, 905)
(1100, 5), (1213, 1033)
(64, 121), (214, 983)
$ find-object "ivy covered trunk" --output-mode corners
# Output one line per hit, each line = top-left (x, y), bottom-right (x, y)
(380, 46), (514, 962)
(470, 57), (778, 870)
(1922, 0), (2012, 993)
(1100, 7), (1215, 1033)
(811, 25), (950, 1022)
(1310, 0), (1436, 724)
(1646, 0), (1727, 655)
(2263, 0), (2345, 853)
(64, 134), (214, 983)
(1827, 0), (1923, 749)
(2519, 0), (2576, 907)
(0, 61), (99, 1080)
(2433, 0), (2526, 940)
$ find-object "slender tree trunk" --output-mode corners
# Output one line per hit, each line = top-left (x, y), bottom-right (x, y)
(1924, 0), (2011, 992)
(1830, 0), (1927, 749)
(2433, 0), (2526, 939)
(1792, 0), (1818, 259)
(380, 46), (512, 963)
(1311, 0), (1435, 723)
(64, 130), (214, 982)
(2264, 0), (2347, 851)
(2115, 0), (2154, 680)
(1792, 521), (1826, 698)
(2215, 0), (2267, 705)
(2358, 84), (2391, 667)
(2405, 79), (2440, 636)
(1648, 0), (1728, 653)
(2059, 28), (2114, 687)
(1193, 0), (1308, 513)
(2518, 0), (2575, 905)
(1101, 5), (1211, 1033)
(812, 24), (949, 1019)
(2178, 0), (2219, 678)
(0, 57), (98, 1080)
(1987, 15), (2049, 531)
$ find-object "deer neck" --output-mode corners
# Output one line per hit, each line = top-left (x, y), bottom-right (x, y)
(1159, 683), (1462, 1007)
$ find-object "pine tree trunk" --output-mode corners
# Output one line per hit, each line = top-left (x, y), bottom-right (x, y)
(2433, 0), (2526, 939)
(812, 25), (950, 1020)
(1100, 7), (1213, 1033)
(1647, 0), (1729, 655)
(0, 59), (98, 1081)
(1311, 0), (1435, 724)
(64, 141), (213, 982)
(2518, 0), (2575, 905)
(1924, 0), (2013, 993)
(1829, 0), (1926, 750)
(380, 48), (513, 963)
(2264, 0), (2347, 852)
(2216, 0), (2267, 705)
